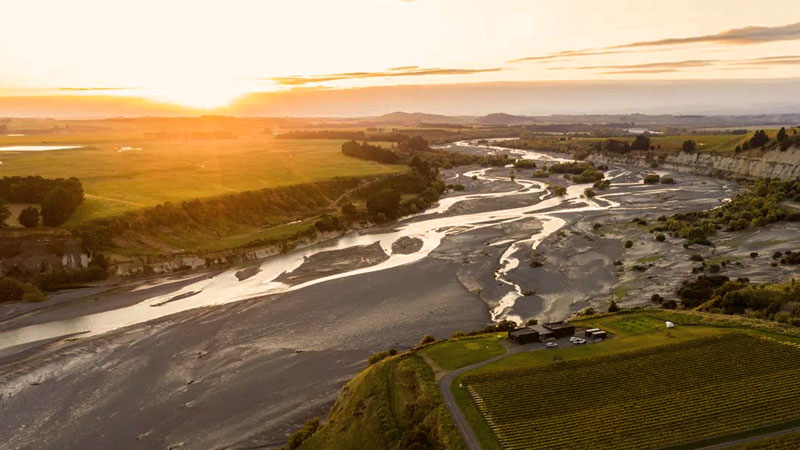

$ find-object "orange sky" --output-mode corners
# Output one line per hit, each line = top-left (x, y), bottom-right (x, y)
(1, 0), (799, 110)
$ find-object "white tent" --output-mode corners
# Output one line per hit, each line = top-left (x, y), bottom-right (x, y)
(665, 321), (675, 328)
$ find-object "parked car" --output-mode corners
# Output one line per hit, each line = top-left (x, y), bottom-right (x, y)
(545, 342), (558, 348)
(570, 337), (586, 345)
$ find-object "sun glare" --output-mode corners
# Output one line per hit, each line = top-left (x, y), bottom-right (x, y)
(141, 77), (257, 110)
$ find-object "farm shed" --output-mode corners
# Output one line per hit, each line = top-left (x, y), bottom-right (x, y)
(544, 322), (575, 338)
(587, 329), (608, 339)
(509, 327), (540, 344)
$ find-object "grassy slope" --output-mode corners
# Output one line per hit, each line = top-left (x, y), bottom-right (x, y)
(0, 136), (403, 225)
(299, 353), (465, 450)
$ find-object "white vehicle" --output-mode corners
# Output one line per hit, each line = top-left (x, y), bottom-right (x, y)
(571, 337), (587, 345)
(545, 342), (558, 348)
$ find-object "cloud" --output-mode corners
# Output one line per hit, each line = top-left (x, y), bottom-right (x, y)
(549, 59), (716, 71)
(510, 21), (800, 65)
(58, 86), (138, 91)
(600, 69), (680, 74)
(731, 55), (800, 66)
(614, 21), (800, 48)
(267, 67), (504, 86)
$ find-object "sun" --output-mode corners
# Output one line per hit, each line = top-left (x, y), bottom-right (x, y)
(141, 77), (256, 110)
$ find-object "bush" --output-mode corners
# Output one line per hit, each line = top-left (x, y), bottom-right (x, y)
(643, 174), (660, 185)
(553, 186), (567, 196)
(452, 184), (465, 191)
(608, 300), (620, 313)
(690, 254), (705, 262)
(655, 233), (666, 242)
(593, 223), (602, 230)
(660, 177), (675, 185)
(526, 318), (538, 326)
(419, 334), (436, 345)
(651, 294), (664, 304)
(0, 277), (25, 303)
(367, 350), (394, 365)
(662, 299), (678, 309)
(286, 417), (321, 450)
(584, 188), (596, 198)
(624, 240), (634, 249)
(12, 206), (37, 228)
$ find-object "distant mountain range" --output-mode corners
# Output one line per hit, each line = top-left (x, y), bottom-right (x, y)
(2, 79), (800, 121)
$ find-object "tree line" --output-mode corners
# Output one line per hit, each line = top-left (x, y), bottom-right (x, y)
(341, 141), (401, 164)
(0, 176), (84, 226)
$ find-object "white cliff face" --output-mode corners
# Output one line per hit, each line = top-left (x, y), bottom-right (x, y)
(589, 146), (800, 180)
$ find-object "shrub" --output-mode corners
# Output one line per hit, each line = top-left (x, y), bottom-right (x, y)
(526, 318), (538, 326)
(655, 233), (666, 242)
(286, 417), (321, 450)
(367, 350), (394, 365)
(661, 177), (675, 185)
(662, 299), (678, 309)
(651, 294), (664, 304)
(608, 300), (620, 313)
(419, 334), (436, 345)
(452, 184), (465, 191)
(554, 186), (567, 196)
(749, 252), (758, 259)
(644, 174), (660, 185)
(593, 223), (602, 230)
(624, 240), (633, 248)
(584, 188), (596, 198)
(690, 254), (704, 262)
(17, 206), (40, 228)
(0, 277), (25, 303)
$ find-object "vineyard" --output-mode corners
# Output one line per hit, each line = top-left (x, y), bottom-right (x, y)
(462, 334), (800, 450)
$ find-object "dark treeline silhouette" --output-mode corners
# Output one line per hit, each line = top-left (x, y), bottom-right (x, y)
(0, 176), (84, 226)
(341, 141), (401, 164)
(277, 130), (368, 140)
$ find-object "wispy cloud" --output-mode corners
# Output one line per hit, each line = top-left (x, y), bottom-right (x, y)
(600, 69), (680, 75)
(731, 55), (800, 66)
(510, 21), (800, 65)
(58, 86), (138, 91)
(563, 59), (716, 71)
(614, 21), (800, 48)
(546, 55), (800, 74)
(267, 67), (504, 86)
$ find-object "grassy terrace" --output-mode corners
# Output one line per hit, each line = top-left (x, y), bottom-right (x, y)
(422, 334), (507, 371)
(0, 135), (404, 225)
(447, 311), (800, 450)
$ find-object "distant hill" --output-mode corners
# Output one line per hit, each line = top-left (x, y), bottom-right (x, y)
(476, 112), (532, 126)
(359, 111), (475, 126)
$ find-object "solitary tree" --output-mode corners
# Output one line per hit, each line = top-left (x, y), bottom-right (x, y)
(777, 127), (787, 142)
(631, 134), (651, 151)
(681, 140), (697, 153)
(18, 206), (40, 228)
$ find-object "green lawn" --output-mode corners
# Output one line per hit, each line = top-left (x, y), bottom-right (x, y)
(0, 136), (403, 225)
(422, 334), (507, 371)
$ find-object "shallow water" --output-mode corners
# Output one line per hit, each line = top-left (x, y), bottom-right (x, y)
(0, 142), (690, 350)
(0, 145), (83, 152)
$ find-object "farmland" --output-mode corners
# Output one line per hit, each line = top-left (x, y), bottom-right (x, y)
(462, 333), (800, 450)
(0, 134), (403, 225)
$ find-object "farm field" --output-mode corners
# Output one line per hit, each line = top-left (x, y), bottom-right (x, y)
(462, 333), (800, 450)
(0, 135), (404, 225)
